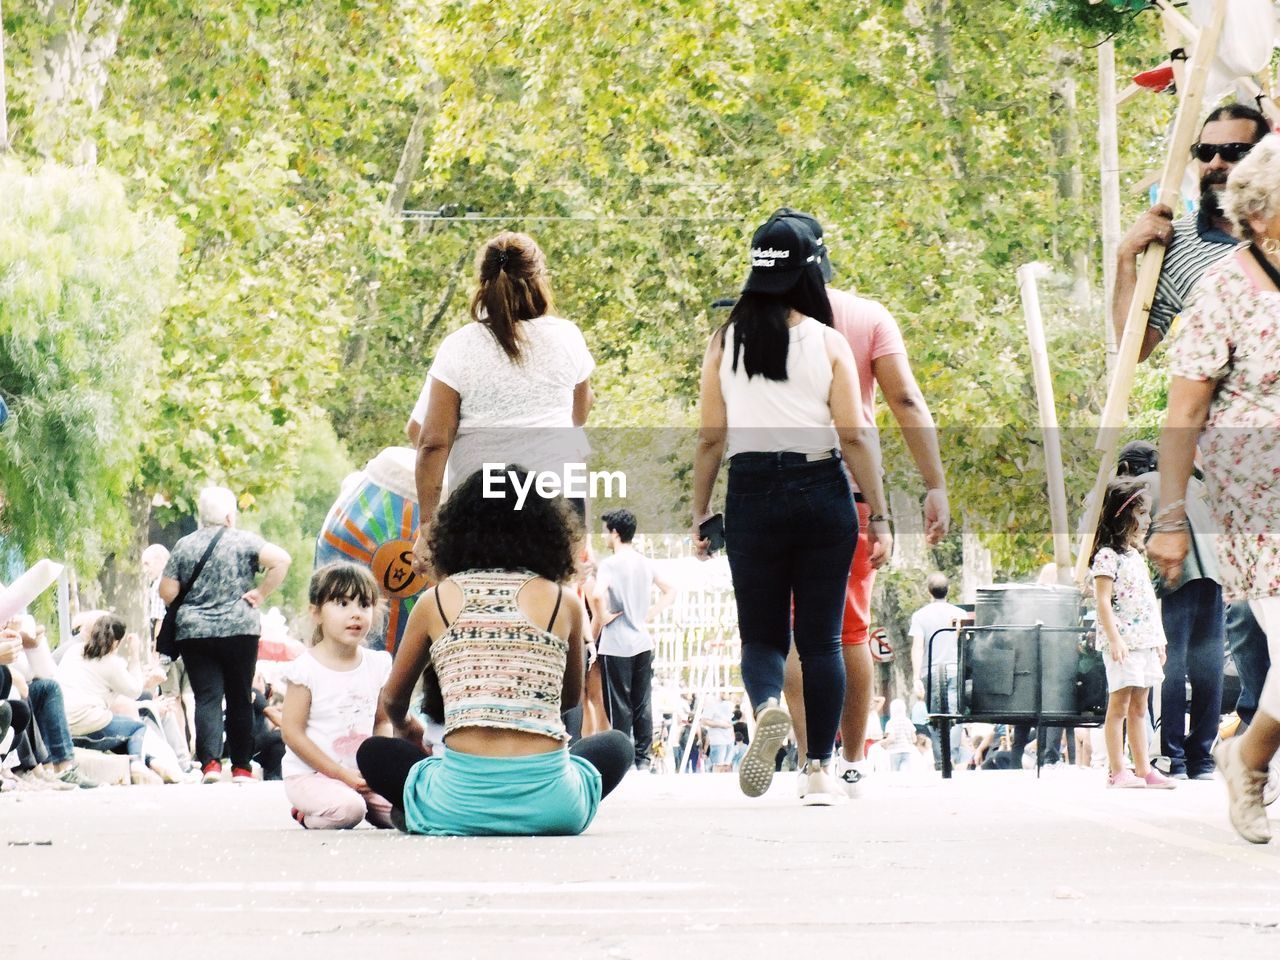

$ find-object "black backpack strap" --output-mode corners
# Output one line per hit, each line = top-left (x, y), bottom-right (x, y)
(435, 583), (450, 628)
(546, 586), (564, 632)
(176, 527), (226, 604)
(1248, 243), (1280, 292)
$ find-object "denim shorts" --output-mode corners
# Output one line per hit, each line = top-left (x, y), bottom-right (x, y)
(402, 747), (602, 836)
(706, 743), (733, 767)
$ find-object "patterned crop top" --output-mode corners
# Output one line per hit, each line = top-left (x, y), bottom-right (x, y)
(430, 569), (569, 742)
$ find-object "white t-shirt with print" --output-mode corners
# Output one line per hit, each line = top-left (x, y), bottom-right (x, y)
(413, 316), (595, 486)
(1091, 546), (1166, 651)
(279, 648), (393, 779)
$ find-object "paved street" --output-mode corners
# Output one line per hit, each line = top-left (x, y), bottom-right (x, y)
(5, 766), (1280, 959)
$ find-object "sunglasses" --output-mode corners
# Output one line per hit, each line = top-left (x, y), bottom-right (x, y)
(1191, 142), (1255, 163)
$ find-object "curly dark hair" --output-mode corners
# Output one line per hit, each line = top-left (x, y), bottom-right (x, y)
(428, 467), (582, 583)
(1090, 477), (1149, 564)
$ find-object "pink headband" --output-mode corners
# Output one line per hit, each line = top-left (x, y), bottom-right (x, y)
(1114, 489), (1145, 518)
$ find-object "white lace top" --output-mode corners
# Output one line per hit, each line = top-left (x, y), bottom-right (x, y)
(418, 316), (595, 485)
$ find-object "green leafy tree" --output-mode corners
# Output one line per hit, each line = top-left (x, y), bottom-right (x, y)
(0, 160), (179, 570)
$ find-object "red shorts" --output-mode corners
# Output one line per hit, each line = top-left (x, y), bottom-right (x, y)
(842, 501), (876, 646)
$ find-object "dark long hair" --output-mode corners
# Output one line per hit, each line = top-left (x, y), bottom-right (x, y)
(470, 232), (554, 362)
(83, 613), (127, 660)
(1090, 478), (1149, 564)
(428, 467), (581, 584)
(720, 265), (833, 380)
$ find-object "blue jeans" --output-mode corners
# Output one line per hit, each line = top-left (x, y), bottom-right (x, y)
(1227, 600), (1269, 729)
(725, 453), (856, 763)
(27, 679), (74, 765)
(1159, 578), (1224, 775)
(73, 715), (147, 760)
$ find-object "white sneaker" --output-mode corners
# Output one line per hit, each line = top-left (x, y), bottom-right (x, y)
(1266, 753), (1280, 807)
(836, 757), (869, 799)
(30, 768), (75, 792)
(798, 760), (840, 806)
(1214, 738), (1271, 844)
(738, 699), (791, 799)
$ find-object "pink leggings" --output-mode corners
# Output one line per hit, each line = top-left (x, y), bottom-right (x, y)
(284, 772), (394, 830)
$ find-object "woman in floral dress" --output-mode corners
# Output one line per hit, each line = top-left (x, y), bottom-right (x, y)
(1149, 134), (1280, 844)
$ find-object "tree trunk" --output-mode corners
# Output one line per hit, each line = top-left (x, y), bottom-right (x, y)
(889, 487), (928, 571)
(872, 573), (914, 705)
(1050, 49), (1091, 309)
(960, 520), (993, 603)
(32, 0), (130, 161)
(923, 0), (968, 183)
(1097, 41), (1122, 380)
(96, 490), (151, 634)
(386, 98), (434, 218)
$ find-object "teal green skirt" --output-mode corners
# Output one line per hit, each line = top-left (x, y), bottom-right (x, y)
(402, 747), (602, 836)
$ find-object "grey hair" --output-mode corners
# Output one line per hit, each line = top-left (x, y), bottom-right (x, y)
(1223, 133), (1280, 241)
(197, 486), (237, 527)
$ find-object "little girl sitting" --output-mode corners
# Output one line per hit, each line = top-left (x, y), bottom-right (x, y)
(1091, 477), (1174, 790)
(357, 468), (633, 836)
(280, 563), (394, 828)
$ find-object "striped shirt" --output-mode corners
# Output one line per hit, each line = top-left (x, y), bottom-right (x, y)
(431, 569), (569, 742)
(1148, 207), (1237, 338)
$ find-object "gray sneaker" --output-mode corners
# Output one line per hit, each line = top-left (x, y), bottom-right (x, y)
(738, 699), (791, 798)
(1214, 738), (1272, 844)
(798, 760), (840, 807)
(57, 766), (99, 789)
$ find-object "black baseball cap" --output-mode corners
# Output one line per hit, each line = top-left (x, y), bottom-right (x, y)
(742, 217), (825, 295)
(768, 207), (833, 281)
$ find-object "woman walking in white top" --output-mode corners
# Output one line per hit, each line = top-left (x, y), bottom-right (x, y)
(412, 232), (594, 576)
(692, 216), (892, 805)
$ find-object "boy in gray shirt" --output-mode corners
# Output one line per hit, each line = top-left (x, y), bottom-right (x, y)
(592, 509), (675, 769)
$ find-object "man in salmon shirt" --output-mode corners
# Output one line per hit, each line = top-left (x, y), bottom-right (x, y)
(771, 208), (950, 798)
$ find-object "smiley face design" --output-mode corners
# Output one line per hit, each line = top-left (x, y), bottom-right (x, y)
(371, 540), (427, 600)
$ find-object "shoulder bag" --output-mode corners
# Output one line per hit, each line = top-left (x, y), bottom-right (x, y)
(155, 528), (226, 660)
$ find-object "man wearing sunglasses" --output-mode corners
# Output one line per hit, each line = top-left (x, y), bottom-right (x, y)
(1114, 103), (1269, 363)
(1113, 103), (1273, 787)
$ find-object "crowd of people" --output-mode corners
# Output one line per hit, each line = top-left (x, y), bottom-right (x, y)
(8, 103), (1280, 846)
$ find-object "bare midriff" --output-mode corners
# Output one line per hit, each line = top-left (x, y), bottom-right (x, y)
(444, 725), (564, 757)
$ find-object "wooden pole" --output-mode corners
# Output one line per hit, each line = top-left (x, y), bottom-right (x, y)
(1018, 264), (1073, 583)
(1162, 7), (1189, 94)
(1098, 40), (1122, 379)
(1074, 0), (1229, 583)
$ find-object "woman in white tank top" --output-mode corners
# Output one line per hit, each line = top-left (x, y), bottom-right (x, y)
(691, 215), (893, 807)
